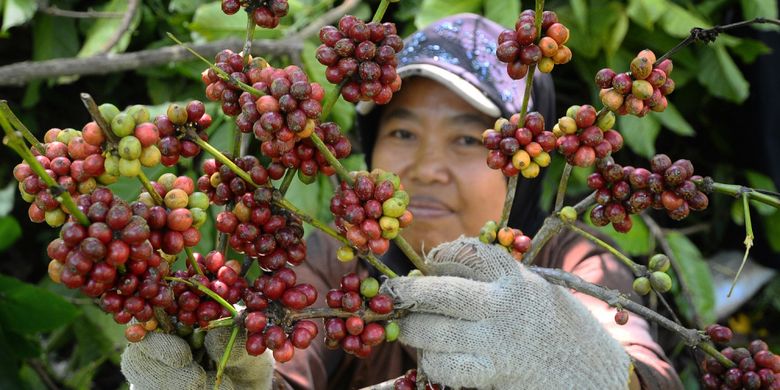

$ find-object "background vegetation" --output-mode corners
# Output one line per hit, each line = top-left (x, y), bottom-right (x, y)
(0, 0), (778, 388)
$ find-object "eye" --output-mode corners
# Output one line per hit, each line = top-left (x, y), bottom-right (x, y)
(455, 134), (482, 146)
(388, 129), (415, 140)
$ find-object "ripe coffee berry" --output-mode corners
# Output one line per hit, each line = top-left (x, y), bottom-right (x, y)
(497, 10), (572, 77)
(153, 101), (211, 166)
(597, 50), (675, 117)
(317, 16), (403, 104)
(554, 107), (623, 167)
(331, 170), (412, 256)
(219, 0), (288, 29)
(483, 112), (555, 178)
(478, 220), (532, 259)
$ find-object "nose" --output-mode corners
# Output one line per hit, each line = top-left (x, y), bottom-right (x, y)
(406, 136), (450, 185)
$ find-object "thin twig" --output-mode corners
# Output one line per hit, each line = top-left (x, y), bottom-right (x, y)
(40, 5), (124, 18)
(522, 192), (596, 265)
(655, 18), (780, 64)
(728, 193), (754, 297)
(566, 223), (646, 277)
(531, 267), (734, 368)
(97, 0), (140, 55)
(279, 169), (296, 196)
(26, 359), (60, 390)
(215, 325), (239, 389)
(641, 214), (701, 327)
(554, 163), (573, 212)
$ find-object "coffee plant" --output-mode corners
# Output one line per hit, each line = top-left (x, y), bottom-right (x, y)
(1, 0), (779, 389)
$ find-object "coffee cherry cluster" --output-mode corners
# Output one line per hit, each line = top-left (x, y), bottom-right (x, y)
(15, 128), (105, 226)
(202, 50), (267, 116)
(220, 0), (288, 29)
(330, 170), (413, 256)
(243, 65), (323, 150)
(47, 188), (173, 338)
(632, 254), (673, 295)
(479, 220), (532, 260)
(317, 15), (403, 104)
(136, 173), (210, 256)
(154, 101), (212, 166)
(496, 10), (571, 79)
(94, 104), (164, 179)
(699, 325), (780, 389)
(197, 156), (272, 206)
(596, 50), (675, 117)
(587, 158), (646, 232)
(646, 154), (709, 221)
(169, 252), (248, 330)
(482, 111), (555, 178)
(259, 121), (351, 182)
(393, 369), (442, 390)
(323, 273), (397, 358)
(554, 106), (623, 167)
(216, 188), (307, 267)
(243, 268), (319, 362)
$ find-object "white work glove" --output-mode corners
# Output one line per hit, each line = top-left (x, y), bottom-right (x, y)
(121, 327), (273, 390)
(381, 237), (632, 390)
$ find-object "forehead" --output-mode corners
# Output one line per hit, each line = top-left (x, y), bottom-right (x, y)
(381, 77), (487, 122)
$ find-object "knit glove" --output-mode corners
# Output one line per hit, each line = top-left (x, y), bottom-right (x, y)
(381, 237), (632, 390)
(121, 327), (273, 390)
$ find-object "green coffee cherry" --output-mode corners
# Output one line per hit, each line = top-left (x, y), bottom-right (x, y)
(45, 209), (66, 227)
(99, 103), (120, 123)
(632, 277), (651, 295)
(360, 277), (380, 298)
(111, 113), (136, 137)
(190, 208), (208, 228)
(392, 190), (410, 207)
(648, 254), (670, 273)
(297, 170), (316, 184)
(188, 192), (210, 210)
(597, 111), (615, 131)
(385, 322), (400, 342)
(566, 105), (580, 118)
(560, 206), (577, 224)
(118, 136), (142, 160)
(336, 246), (355, 263)
(118, 158), (141, 177)
(649, 271), (672, 293)
(407, 269), (423, 277)
(126, 104), (150, 124)
(382, 198), (406, 218)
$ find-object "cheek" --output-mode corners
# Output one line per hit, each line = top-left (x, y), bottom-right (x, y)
(455, 156), (507, 231)
(371, 141), (414, 173)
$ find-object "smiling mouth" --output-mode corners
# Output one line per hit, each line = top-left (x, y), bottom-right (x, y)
(407, 196), (454, 219)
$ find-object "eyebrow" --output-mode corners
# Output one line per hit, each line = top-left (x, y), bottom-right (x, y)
(450, 113), (493, 129)
(381, 107), (418, 123)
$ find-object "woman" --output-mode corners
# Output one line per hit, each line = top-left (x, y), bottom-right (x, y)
(121, 13), (683, 390)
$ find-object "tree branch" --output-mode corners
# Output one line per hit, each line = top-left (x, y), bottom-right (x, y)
(40, 5), (124, 18)
(0, 38), (301, 87)
(97, 0), (140, 55)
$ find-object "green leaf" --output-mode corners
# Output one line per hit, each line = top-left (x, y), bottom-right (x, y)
(617, 114), (660, 159)
(0, 274), (79, 333)
(169, 0), (211, 14)
(190, 2), (283, 41)
(741, 0), (779, 31)
(569, 0), (588, 30)
(0, 328), (24, 389)
(585, 213), (654, 256)
(0, 182), (15, 216)
(32, 14), (79, 61)
(666, 232), (716, 325)
(720, 35), (772, 63)
(77, 0), (142, 57)
(626, 0), (667, 30)
(659, 4), (711, 38)
(415, 0), (481, 30)
(1, 0), (36, 32)
(731, 198), (745, 225)
(605, 7), (629, 57)
(653, 102), (695, 136)
(697, 43), (750, 103)
(484, 0), (519, 29)
(0, 216), (22, 252)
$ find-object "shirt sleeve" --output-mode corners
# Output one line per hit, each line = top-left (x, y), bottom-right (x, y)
(558, 234), (683, 390)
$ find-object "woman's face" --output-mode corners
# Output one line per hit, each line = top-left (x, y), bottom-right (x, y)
(372, 77), (507, 253)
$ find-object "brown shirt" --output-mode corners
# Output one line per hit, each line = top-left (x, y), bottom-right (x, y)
(276, 228), (683, 390)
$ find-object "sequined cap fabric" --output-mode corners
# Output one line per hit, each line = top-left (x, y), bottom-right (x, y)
(395, 13), (531, 117)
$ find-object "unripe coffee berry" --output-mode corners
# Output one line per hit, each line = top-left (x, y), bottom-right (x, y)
(649, 271), (672, 293)
(559, 206), (577, 224)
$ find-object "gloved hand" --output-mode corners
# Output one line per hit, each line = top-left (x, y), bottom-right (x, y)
(381, 237), (632, 390)
(121, 327), (274, 390)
